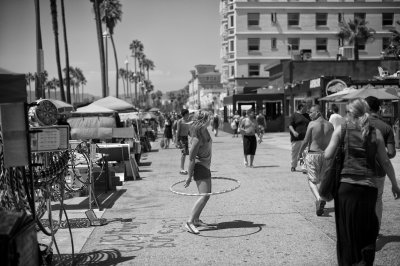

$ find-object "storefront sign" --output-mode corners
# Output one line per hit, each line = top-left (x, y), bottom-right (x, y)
(30, 126), (69, 152)
(325, 79), (347, 95)
(310, 78), (320, 88)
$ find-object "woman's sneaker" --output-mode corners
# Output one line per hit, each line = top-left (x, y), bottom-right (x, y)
(185, 222), (199, 234)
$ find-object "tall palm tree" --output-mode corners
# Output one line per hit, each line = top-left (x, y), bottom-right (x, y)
(60, 0), (71, 103)
(100, 0), (122, 98)
(129, 40), (144, 104)
(64, 67), (77, 103)
(49, 0), (66, 101)
(143, 58), (155, 81)
(74, 67), (86, 102)
(38, 70), (48, 99)
(337, 17), (375, 60)
(46, 78), (58, 99)
(34, 0), (44, 101)
(90, 0), (107, 98)
(118, 68), (126, 98)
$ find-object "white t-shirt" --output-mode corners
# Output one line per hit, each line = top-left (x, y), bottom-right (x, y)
(329, 113), (344, 130)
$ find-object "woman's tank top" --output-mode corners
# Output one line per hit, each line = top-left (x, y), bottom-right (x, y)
(195, 136), (212, 169)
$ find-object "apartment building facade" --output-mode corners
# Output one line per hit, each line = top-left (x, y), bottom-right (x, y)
(187, 65), (225, 112)
(220, 0), (400, 93)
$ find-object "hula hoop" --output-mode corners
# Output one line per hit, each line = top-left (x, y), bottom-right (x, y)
(170, 177), (240, 196)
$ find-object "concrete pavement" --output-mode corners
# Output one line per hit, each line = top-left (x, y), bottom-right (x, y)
(48, 129), (400, 265)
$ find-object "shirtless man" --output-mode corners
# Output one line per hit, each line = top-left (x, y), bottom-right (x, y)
(240, 109), (259, 167)
(177, 109), (191, 174)
(297, 104), (334, 216)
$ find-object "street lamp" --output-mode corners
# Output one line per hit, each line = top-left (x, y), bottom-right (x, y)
(124, 57), (129, 100)
(103, 30), (110, 96)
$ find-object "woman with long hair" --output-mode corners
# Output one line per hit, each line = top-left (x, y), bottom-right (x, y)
(184, 111), (212, 234)
(324, 98), (400, 265)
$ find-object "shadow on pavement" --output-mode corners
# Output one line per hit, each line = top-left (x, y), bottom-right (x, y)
(376, 235), (400, 251)
(52, 248), (136, 265)
(252, 165), (280, 168)
(53, 189), (127, 210)
(148, 149), (159, 152)
(198, 220), (265, 238)
(139, 169), (153, 173)
(139, 162), (152, 167)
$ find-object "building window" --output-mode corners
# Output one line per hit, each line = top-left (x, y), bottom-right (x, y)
(248, 38), (260, 51)
(248, 64), (260, 77)
(358, 43), (365, 51)
(248, 13), (260, 27)
(338, 38), (343, 47)
(229, 40), (234, 52)
(316, 13), (327, 26)
(316, 38), (327, 51)
(382, 37), (391, 51)
(288, 38), (300, 50)
(288, 13), (299, 26)
(229, 15), (234, 28)
(354, 0), (365, 2)
(271, 13), (277, 23)
(338, 13), (343, 23)
(382, 13), (394, 26)
(230, 65), (235, 77)
(354, 13), (366, 21)
(271, 38), (277, 49)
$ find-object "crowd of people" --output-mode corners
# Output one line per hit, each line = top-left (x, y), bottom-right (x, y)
(157, 100), (399, 265)
(289, 98), (400, 265)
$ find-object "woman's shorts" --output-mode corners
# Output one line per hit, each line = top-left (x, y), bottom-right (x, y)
(243, 135), (257, 155)
(193, 164), (211, 181)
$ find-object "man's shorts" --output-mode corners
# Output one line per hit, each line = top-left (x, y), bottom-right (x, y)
(178, 136), (189, 155)
(193, 163), (211, 181)
(304, 151), (325, 184)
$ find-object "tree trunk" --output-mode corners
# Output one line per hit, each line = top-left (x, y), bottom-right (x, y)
(92, 0), (107, 98)
(354, 39), (359, 61)
(50, 0), (66, 101)
(110, 34), (119, 98)
(60, 0), (71, 103)
(34, 0), (44, 100)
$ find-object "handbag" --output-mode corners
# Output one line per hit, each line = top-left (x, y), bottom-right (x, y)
(319, 123), (346, 202)
(231, 120), (237, 130)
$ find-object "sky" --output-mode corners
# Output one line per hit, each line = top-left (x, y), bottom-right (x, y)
(0, 0), (221, 98)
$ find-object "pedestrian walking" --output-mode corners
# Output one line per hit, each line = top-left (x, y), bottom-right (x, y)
(288, 103), (310, 172)
(232, 111), (240, 137)
(324, 98), (400, 265)
(365, 96), (396, 230)
(297, 104), (333, 216)
(212, 114), (220, 137)
(240, 109), (259, 167)
(328, 103), (344, 130)
(177, 109), (190, 175)
(256, 111), (267, 143)
(163, 114), (173, 148)
(184, 111), (213, 234)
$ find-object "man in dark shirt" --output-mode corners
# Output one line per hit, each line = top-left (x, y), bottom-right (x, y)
(288, 103), (310, 172)
(365, 96), (396, 229)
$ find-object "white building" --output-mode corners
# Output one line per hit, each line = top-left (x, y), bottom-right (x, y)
(187, 65), (225, 113)
(220, 0), (400, 93)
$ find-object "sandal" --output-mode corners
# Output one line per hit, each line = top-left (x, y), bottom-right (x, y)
(179, 170), (188, 175)
(193, 219), (210, 227)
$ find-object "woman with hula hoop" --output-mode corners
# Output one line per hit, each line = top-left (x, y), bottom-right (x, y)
(184, 111), (213, 234)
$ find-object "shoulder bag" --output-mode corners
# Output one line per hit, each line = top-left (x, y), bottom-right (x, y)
(319, 123), (346, 202)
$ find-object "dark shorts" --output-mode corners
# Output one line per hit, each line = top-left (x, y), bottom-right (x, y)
(193, 163), (211, 181)
(178, 136), (189, 155)
(243, 135), (257, 155)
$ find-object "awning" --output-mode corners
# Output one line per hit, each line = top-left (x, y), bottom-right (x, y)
(342, 84), (399, 100)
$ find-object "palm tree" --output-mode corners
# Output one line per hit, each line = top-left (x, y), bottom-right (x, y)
(143, 58), (155, 80)
(34, 0), (44, 101)
(90, 0), (107, 98)
(49, 0), (66, 101)
(60, 0), (71, 103)
(25, 72), (35, 102)
(38, 70), (48, 99)
(129, 40), (144, 104)
(384, 20), (400, 59)
(118, 68), (126, 98)
(100, 0), (122, 98)
(46, 78), (58, 99)
(64, 67), (77, 103)
(337, 17), (375, 60)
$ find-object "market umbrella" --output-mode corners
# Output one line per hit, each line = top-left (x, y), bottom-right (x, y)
(140, 112), (157, 120)
(342, 84), (399, 100)
(148, 107), (160, 112)
(92, 96), (137, 112)
(319, 87), (358, 102)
